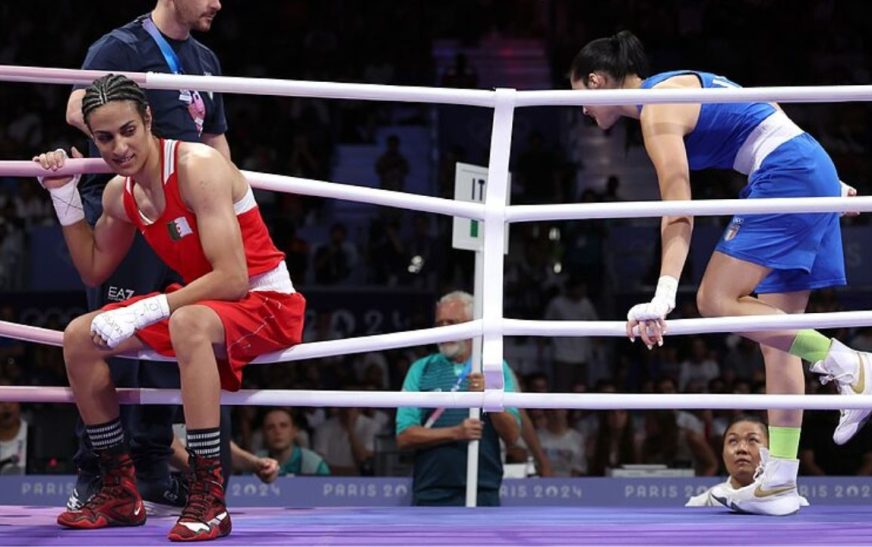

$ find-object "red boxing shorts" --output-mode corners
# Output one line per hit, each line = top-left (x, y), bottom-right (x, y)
(102, 285), (306, 391)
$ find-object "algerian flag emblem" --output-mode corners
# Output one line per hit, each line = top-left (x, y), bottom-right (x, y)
(167, 217), (193, 240)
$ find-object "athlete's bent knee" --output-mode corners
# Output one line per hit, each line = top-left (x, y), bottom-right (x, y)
(62, 313), (98, 365)
(696, 286), (722, 318)
(168, 306), (217, 352)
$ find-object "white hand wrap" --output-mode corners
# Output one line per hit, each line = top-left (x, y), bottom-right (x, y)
(627, 275), (678, 322)
(90, 294), (170, 348)
(840, 180), (856, 217)
(841, 180), (853, 198)
(37, 149), (84, 226)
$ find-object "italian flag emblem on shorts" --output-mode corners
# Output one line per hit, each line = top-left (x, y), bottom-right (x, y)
(168, 216), (194, 240)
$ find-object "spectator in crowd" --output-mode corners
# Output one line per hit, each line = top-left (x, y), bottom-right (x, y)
(536, 408), (587, 476)
(0, 380), (26, 475)
(441, 52), (478, 88)
(588, 409), (639, 476)
(396, 291), (520, 505)
(313, 223), (358, 285)
(641, 410), (717, 476)
(688, 414), (809, 508)
(722, 336), (765, 383)
(313, 404), (378, 476)
(261, 408), (330, 476)
(678, 337), (720, 392)
(375, 134), (410, 194)
(544, 275), (599, 387)
(504, 370), (553, 477)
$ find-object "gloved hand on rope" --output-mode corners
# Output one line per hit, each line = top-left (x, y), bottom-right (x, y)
(626, 275), (678, 350)
(840, 180), (858, 217)
(90, 294), (170, 349)
(32, 147), (85, 226)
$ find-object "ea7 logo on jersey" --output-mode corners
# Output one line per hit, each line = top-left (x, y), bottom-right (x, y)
(167, 216), (194, 241)
(107, 286), (135, 302)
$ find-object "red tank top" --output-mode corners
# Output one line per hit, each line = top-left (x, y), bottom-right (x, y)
(122, 139), (285, 285)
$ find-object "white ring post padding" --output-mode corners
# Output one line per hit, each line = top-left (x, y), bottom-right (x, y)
(2, 386), (872, 411)
(506, 196), (872, 222)
(481, 88), (516, 411)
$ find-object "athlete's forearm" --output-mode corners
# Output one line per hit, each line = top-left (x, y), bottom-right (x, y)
(660, 216), (692, 281)
(164, 268), (249, 311)
(61, 221), (123, 287)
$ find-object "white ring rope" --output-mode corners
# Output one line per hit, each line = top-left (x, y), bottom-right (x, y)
(1, 65), (871, 412)
(0, 386), (869, 411)
(0, 161), (486, 220)
(4, 311), (872, 365)
(0, 65), (495, 107)
(6, 160), (869, 219)
(0, 320), (481, 364)
(507, 197), (872, 222)
(3, 64), (872, 106)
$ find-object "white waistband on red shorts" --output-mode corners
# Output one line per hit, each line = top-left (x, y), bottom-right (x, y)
(249, 261), (295, 294)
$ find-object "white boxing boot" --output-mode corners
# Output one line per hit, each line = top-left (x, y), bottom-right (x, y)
(710, 447), (802, 516)
(809, 339), (872, 445)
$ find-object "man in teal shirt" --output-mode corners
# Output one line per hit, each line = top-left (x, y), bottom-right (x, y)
(396, 291), (521, 505)
(261, 408), (330, 476)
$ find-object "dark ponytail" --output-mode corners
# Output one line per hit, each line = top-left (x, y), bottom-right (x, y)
(569, 30), (650, 85)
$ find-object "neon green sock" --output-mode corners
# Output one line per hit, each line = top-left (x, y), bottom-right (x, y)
(769, 426), (801, 459)
(788, 329), (832, 363)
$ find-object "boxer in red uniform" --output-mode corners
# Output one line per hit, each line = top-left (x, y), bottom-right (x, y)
(33, 73), (305, 542)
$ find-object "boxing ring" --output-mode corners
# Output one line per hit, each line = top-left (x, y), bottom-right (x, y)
(2, 65), (872, 545)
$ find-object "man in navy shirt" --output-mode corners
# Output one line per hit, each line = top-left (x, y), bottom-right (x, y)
(64, 0), (231, 514)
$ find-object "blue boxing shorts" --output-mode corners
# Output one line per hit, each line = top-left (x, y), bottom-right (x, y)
(715, 133), (846, 294)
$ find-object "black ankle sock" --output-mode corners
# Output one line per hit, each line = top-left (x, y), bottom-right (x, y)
(186, 427), (221, 459)
(86, 418), (125, 453)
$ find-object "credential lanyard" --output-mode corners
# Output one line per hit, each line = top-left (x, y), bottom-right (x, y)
(141, 16), (206, 136)
(423, 359), (473, 428)
(142, 16), (183, 74)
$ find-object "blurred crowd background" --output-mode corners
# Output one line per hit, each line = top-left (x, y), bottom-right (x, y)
(1, 0), (872, 478)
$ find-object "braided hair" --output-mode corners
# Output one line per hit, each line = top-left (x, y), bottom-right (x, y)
(81, 74), (149, 126)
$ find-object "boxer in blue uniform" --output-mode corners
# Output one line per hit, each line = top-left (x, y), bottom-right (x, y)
(64, 0), (232, 513)
(569, 30), (870, 516)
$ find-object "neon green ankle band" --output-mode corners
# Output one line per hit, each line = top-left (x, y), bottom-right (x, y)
(788, 329), (832, 363)
(769, 426), (801, 459)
